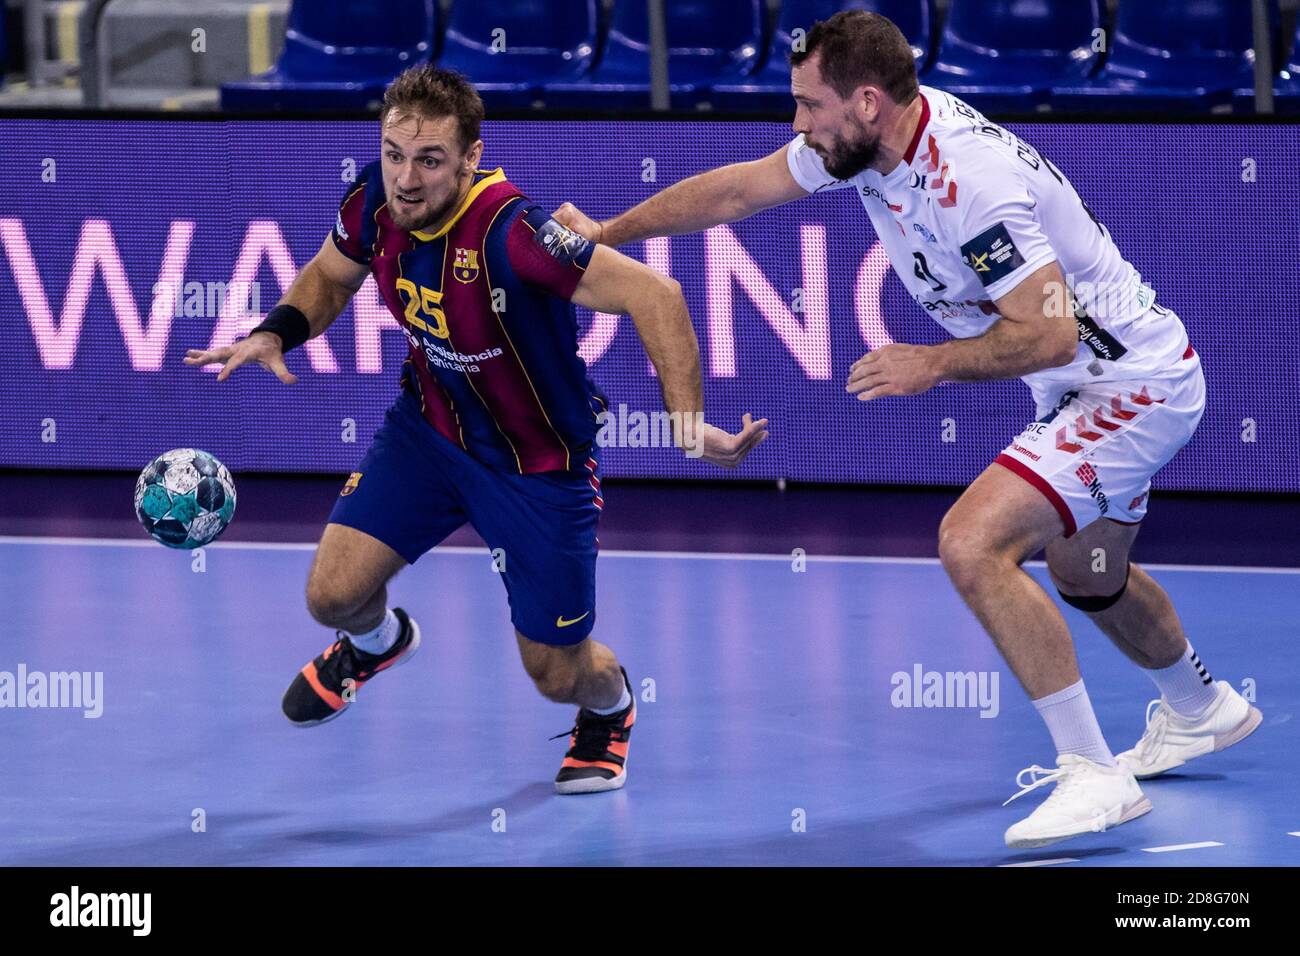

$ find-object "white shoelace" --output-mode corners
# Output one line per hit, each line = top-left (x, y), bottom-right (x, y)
(1002, 763), (1087, 807)
(1132, 698), (1170, 761)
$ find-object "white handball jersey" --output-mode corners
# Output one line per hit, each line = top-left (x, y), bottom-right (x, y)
(787, 86), (1190, 408)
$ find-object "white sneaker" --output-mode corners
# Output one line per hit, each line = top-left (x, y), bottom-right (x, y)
(1117, 680), (1263, 779)
(1003, 754), (1152, 849)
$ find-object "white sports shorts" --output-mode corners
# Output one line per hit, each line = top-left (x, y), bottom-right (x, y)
(993, 345), (1205, 537)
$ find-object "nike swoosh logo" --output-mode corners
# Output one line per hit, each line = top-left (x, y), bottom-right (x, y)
(555, 611), (591, 628)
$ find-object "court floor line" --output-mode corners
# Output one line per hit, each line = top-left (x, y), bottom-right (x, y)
(998, 858), (1079, 867)
(2, 535), (1298, 575)
(1141, 842), (1225, 853)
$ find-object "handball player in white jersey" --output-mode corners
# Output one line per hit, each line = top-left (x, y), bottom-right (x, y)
(553, 10), (1261, 848)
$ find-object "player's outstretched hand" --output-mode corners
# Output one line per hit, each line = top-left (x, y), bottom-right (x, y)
(552, 203), (603, 243)
(184, 331), (299, 384)
(691, 413), (769, 469)
(846, 343), (938, 400)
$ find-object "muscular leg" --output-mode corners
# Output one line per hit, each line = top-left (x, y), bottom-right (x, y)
(1044, 515), (1261, 782)
(516, 630), (624, 710)
(1045, 521), (1188, 669)
(942, 463), (1155, 850)
(938, 464), (1081, 699)
(305, 523), (407, 633)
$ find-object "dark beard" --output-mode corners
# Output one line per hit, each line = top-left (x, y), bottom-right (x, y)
(821, 124), (881, 180)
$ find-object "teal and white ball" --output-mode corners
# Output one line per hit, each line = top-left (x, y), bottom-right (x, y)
(134, 448), (236, 549)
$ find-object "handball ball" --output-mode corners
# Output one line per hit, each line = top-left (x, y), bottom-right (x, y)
(134, 448), (236, 549)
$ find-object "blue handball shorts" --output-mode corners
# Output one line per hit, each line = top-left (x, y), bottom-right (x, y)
(328, 390), (603, 646)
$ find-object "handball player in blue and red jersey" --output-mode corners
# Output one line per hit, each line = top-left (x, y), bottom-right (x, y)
(185, 66), (768, 793)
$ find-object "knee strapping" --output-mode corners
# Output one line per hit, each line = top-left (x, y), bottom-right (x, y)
(1057, 562), (1132, 612)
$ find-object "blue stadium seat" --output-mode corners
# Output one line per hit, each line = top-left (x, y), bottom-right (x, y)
(712, 1), (934, 113)
(543, 0), (766, 110)
(1051, 0), (1255, 112)
(925, 0), (1102, 114)
(436, 0), (601, 109)
(222, 0), (437, 111)
(1276, 17), (1300, 111)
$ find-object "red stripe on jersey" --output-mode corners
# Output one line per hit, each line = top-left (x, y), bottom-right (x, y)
(903, 93), (931, 165)
(924, 134), (941, 174)
(332, 181), (369, 262)
(1109, 395), (1138, 421)
(1055, 426), (1084, 453)
(1091, 407), (1121, 431)
(1073, 414), (1104, 441)
(441, 186), (572, 472)
(370, 206), (466, 447)
(409, 352), (466, 448)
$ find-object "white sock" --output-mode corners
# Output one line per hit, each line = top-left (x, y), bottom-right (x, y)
(589, 681), (631, 716)
(1148, 643), (1217, 718)
(1032, 680), (1117, 767)
(347, 608), (401, 656)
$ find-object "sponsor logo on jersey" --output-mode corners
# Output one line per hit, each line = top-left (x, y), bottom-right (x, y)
(960, 223), (1025, 288)
(1010, 442), (1041, 462)
(1074, 308), (1129, 362)
(860, 184), (900, 209)
(335, 211), (349, 242)
(912, 222), (937, 243)
(452, 247), (480, 283)
(1075, 463), (1110, 515)
(409, 332), (505, 374)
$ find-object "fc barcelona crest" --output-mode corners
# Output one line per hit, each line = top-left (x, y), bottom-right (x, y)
(453, 247), (480, 283)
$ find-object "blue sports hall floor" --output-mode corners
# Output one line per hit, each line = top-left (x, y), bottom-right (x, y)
(1, 474), (1296, 867)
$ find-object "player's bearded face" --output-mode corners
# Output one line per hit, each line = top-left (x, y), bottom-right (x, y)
(381, 111), (475, 232)
(815, 111), (881, 180)
(387, 176), (460, 231)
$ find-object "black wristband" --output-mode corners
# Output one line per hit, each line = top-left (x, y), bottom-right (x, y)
(250, 304), (311, 353)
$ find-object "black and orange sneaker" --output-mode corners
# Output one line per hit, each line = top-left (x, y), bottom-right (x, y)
(552, 666), (636, 794)
(281, 607), (421, 727)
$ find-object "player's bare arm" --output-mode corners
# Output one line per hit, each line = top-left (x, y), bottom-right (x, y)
(570, 243), (769, 467)
(554, 143), (810, 247)
(183, 237), (368, 383)
(845, 261), (1079, 401)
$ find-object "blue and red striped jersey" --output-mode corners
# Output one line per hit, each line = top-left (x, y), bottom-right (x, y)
(332, 161), (608, 474)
